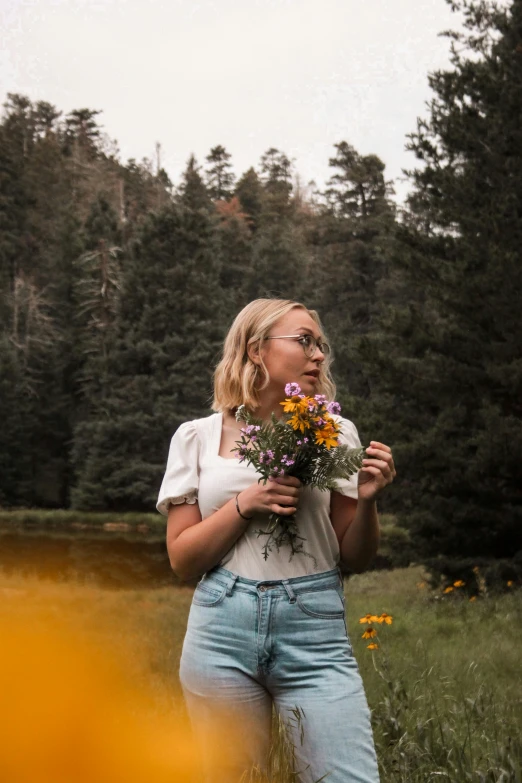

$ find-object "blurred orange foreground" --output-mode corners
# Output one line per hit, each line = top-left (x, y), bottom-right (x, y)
(0, 609), (225, 783)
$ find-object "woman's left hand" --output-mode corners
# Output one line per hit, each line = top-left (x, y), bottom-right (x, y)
(358, 441), (396, 502)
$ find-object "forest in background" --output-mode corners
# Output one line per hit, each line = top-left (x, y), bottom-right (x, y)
(1, 0), (521, 581)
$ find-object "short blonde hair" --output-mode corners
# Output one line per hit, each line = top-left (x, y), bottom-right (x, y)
(212, 298), (336, 413)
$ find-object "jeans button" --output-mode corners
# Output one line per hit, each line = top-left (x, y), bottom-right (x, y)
(259, 586), (266, 592)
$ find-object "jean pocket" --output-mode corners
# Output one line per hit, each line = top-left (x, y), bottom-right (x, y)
(192, 580), (228, 607)
(296, 586), (346, 619)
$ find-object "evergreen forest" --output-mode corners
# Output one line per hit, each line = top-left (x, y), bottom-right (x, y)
(1, 0), (521, 580)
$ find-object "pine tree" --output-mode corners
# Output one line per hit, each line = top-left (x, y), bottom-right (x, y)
(205, 145), (235, 201)
(365, 0), (522, 560)
(71, 160), (227, 510)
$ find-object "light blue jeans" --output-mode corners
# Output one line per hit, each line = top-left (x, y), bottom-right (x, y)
(179, 565), (380, 783)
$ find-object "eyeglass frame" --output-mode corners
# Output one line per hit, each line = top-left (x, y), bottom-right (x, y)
(265, 334), (331, 359)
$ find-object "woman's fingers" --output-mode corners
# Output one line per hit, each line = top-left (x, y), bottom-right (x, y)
(272, 504), (297, 515)
(366, 445), (396, 477)
(362, 457), (394, 480)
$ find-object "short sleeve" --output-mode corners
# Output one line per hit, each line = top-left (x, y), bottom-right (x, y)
(156, 421), (200, 516)
(331, 416), (363, 500)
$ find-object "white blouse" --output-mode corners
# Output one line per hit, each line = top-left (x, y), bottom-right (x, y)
(156, 412), (362, 580)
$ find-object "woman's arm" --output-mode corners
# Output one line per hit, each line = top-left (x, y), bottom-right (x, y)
(330, 440), (396, 573)
(330, 493), (380, 573)
(167, 477), (301, 581)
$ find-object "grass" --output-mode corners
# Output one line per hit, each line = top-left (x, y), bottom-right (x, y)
(1, 565), (520, 781)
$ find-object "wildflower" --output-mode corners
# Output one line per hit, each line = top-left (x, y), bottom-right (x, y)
(507, 580), (514, 587)
(314, 394), (327, 404)
(443, 586), (454, 594)
(314, 427), (339, 449)
(378, 613), (393, 625)
(453, 580), (465, 588)
(367, 643), (379, 651)
(362, 627), (377, 639)
(469, 596), (477, 602)
(326, 401), (341, 415)
(285, 382), (302, 397)
(259, 450), (275, 464)
(359, 614), (380, 624)
(417, 581), (427, 589)
(288, 413), (310, 433)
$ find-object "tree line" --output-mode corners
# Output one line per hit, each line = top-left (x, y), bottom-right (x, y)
(0, 0), (520, 575)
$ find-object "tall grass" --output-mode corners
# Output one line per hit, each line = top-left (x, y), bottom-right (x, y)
(1, 565), (520, 781)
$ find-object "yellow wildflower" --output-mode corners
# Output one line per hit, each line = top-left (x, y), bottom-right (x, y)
(469, 596), (477, 602)
(507, 580), (514, 587)
(287, 413), (310, 433)
(362, 627), (377, 640)
(359, 614), (380, 624)
(378, 612), (393, 625)
(453, 580), (465, 588)
(367, 643), (379, 651)
(443, 586), (454, 594)
(314, 428), (339, 449)
(417, 581), (427, 589)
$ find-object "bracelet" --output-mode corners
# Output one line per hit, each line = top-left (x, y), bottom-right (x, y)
(235, 493), (253, 520)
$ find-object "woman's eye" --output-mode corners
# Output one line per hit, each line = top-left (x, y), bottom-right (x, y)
(300, 335), (312, 347)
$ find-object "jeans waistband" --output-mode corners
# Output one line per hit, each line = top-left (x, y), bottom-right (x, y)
(201, 565), (343, 602)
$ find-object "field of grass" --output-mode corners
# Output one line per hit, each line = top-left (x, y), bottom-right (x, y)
(1, 565), (520, 782)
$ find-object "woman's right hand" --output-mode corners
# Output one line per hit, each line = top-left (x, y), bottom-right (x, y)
(238, 476), (302, 517)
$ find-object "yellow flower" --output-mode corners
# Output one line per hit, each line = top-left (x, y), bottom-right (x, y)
(281, 396), (310, 415)
(453, 580), (465, 588)
(443, 586), (454, 594)
(367, 643), (379, 651)
(416, 581), (426, 589)
(378, 612), (393, 625)
(287, 413), (310, 433)
(359, 614), (380, 624)
(314, 428), (339, 449)
(469, 596), (477, 602)
(507, 580), (514, 587)
(362, 627), (377, 639)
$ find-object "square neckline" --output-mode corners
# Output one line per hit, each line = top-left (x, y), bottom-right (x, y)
(214, 411), (241, 462)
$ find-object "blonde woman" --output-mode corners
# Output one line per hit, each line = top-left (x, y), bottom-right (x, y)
(157, 298), (396, 783)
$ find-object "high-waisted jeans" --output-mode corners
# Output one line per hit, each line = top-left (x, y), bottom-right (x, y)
(179, 565), (380, 783)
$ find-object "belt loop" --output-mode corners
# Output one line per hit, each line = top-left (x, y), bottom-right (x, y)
(226, 574), (239, 596)
(282, 579), (297, 603)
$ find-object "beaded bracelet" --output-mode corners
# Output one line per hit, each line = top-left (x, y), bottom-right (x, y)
(235, 493), (253, 520)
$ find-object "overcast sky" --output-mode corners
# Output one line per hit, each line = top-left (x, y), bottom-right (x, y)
(2, 0), (465, 203)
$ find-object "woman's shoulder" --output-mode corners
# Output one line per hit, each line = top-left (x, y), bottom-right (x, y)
(174, 412), (220, 440)
(331, 414), (361, 447)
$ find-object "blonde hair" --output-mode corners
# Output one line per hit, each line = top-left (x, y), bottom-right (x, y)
(212, 298), (336, 413)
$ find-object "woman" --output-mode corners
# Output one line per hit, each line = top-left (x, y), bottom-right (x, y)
(157, 299), (396, 783)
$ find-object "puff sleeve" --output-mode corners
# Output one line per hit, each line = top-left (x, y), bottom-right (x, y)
(331, 416), (363, 500)
(156, 421), (200, 516)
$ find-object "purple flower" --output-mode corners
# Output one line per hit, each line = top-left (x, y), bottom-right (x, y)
(326, 401), (341, 415)
(285, 382), (302, 397)
(242, 424), (261, 437)
(303, 437), (309, 443)
(259, 449), (275, 465)
(296, 440), (302, 446)
(314, 394), (327, 404)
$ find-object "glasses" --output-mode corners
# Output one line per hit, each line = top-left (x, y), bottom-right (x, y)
(266, 334), (331, 359)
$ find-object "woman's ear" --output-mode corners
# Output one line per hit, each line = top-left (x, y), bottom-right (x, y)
(247, 341), (261, 367)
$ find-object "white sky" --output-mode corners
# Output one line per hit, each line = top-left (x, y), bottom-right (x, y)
(1, 0), (464, 203)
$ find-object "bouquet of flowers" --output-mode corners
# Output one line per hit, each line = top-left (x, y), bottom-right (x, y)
(233, 382), (365, 563)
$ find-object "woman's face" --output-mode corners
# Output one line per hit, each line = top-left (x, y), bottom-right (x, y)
(256, 308), (327, 398)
